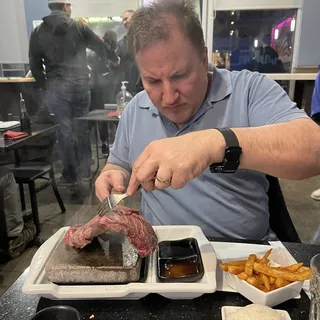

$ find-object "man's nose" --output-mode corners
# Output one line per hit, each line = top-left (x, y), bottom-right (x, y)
(162, 82), (179, 106)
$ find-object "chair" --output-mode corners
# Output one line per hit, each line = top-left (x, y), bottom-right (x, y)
(267, 175), (301, 243)
(0, 187), (10, 263)
(11, 115), (65, 234)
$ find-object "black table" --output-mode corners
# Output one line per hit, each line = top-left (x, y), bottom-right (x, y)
(1, 240), (319, 320)
(0, 124), (58, 165)
(78, 109), (119, 186)
(0, 123), (58, 260)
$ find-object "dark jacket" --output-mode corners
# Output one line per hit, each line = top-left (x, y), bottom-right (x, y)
(116, 35), (143, 95)
(29, 11), (118, 93)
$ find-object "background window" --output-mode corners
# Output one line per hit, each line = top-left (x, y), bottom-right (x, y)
(212, 9), (297, 73)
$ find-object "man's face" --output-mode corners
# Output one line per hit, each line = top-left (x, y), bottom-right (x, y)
(122, 11), (133, 29)
(136, 29), (209, 128)
(64, 4), (72, 16)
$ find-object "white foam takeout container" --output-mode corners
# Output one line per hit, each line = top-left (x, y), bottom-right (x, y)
(22, 225), (217, 300)
(225, 254), (304, 307)
(221, 306), (291, 320)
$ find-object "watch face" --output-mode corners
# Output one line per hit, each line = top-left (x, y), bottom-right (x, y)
(225, 147), (242, 161)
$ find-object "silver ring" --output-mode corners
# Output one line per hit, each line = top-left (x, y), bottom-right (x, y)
(156, 176), (172, 185)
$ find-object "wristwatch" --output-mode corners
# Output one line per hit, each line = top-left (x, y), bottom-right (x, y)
(209, 128), (242, 173)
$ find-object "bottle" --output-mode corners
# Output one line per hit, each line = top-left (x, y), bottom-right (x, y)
(19, 93), (32, 133)
(115, 81), (133, 118)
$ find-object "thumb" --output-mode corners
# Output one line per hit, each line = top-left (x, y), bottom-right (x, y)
(111, 170), (126, 192)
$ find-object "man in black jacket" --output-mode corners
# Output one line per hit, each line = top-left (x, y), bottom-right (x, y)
(116, 10), (143, 96)
(29, 0), (119, 184)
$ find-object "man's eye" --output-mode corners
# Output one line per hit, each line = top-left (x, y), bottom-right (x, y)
(174, 74), (185, 79)
(149, 79), (160, 84)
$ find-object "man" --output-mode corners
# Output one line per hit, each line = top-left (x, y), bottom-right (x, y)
(310, 71), (320, 200)
(29, 0), (119, 183)
(0, 168), (36, 259)
(95, 0), (320, 240)
(87, 30), (119, 155)
(116, 10), (143, 96)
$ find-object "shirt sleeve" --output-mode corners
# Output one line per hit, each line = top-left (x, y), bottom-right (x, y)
(107, 100), (135, 173)
(247, 72), (309, 126)
(311, 73), (320, 117)
(29, 29), (46, 89)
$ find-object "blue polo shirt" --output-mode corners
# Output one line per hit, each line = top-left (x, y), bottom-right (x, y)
(311, 72), (320, 116)
(108, 68), (308, 240)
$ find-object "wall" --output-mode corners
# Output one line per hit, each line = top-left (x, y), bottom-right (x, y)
(71, 0), (139, 18)
(296, 0), (320, 67)
(24, 0), (49, 38)
(0, 0), (29, 63)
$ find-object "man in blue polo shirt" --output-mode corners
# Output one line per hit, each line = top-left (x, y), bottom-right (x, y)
(95, 0), (320, 240)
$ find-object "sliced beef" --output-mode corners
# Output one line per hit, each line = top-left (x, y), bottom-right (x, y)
(63, 205), (158, 257)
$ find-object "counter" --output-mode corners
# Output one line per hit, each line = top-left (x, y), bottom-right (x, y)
(0, 77), (44, 121)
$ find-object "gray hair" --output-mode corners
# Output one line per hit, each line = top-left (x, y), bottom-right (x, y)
(128, 0), (205, 58)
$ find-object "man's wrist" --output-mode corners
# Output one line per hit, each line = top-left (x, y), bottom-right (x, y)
(207, 129), (226, 165)
(101, 165), (129, 178)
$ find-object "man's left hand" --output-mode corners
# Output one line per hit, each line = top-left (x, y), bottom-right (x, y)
(127, 129), (225, 195)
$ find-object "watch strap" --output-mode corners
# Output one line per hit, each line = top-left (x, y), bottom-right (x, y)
(210, 128), (242, 173)
(216, 128), (240, 147)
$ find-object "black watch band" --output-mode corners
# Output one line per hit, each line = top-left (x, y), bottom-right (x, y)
(209, 128), (242, 173)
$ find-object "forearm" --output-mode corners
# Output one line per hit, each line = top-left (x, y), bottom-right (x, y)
(209, 118), (320, 180)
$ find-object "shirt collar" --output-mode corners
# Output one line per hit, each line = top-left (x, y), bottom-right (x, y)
(137, 67), (233, 114)
(207, 67), (233, 103)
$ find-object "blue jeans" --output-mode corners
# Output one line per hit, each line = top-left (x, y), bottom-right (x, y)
(44, 91), (91, 181)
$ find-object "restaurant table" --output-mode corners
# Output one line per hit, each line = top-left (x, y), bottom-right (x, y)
(0, 123), (59, 260)
(78, 108), (119, 186)
(1, 240), (319, 320)
(0, 124), (59, 166)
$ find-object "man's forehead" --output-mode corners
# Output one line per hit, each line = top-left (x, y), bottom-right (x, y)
(122, 11), (133, 19)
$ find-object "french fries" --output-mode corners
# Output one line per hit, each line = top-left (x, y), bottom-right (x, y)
(219, 249), (311, 293)
(245, 254), (256, 276)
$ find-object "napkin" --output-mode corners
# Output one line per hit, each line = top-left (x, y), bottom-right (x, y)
(107, 111), (118, 117)
(3, 130), (29, 141)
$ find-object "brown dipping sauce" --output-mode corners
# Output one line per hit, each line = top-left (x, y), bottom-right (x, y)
(162, 260), (199, 278)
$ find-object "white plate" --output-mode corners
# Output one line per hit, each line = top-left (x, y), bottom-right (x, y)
(221, 306), (291, 320)
(210, 241), (301, 299)
(23, 225), (217, 300)
(0, 121), (20, 130)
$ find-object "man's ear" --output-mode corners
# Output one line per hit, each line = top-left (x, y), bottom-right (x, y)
(203, 47), (208, 69)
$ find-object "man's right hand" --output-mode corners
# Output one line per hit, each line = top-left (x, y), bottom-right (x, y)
(95, 169), (127, 201)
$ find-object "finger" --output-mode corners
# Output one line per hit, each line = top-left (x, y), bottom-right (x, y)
(127, 170), (140, 196)
(170, 173), (188, 190)
(154, 166), (173, 190)
(95, 174), (111, 201)
(128, 157), (158, 195)
(141, 179), (156, 193)
(111, 171), (126, 193)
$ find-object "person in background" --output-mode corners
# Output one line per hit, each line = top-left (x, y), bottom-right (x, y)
(230, 35), (253, 71)
(87, 30), (118, 155)
(95, 0), (320, 241)
(116, 10), (143, 96)
(29, 0), (119, 184)
(256, 34), (285, 73)
(0, 168), (36, 259)
(310, 71), (320, 200)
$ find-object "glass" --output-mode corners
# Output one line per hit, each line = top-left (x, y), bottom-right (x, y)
(310, 253), (320, 320)
(212, 9), (297, 73)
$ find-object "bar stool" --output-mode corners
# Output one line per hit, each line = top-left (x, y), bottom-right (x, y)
(12, 164), (65, 234)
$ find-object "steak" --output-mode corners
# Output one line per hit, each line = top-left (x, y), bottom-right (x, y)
(63, 205), (158, 257)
